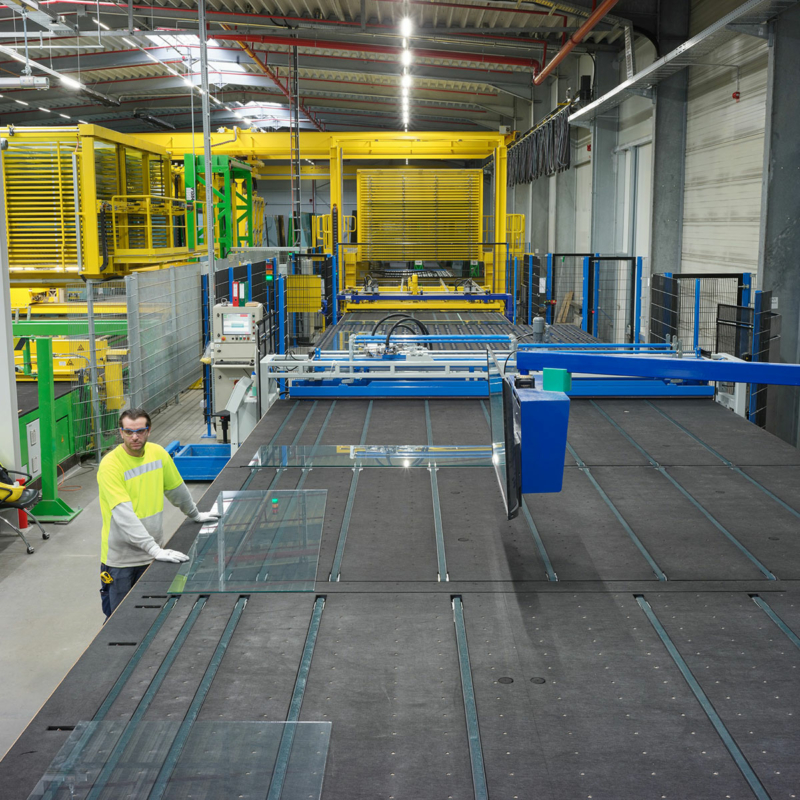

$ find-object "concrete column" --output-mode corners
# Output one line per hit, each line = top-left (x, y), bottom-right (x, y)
(650, 1), (690, 275)
(590, 51), (618, 254)
(0, 146), (22, 469)
(758, 8), (800, 447)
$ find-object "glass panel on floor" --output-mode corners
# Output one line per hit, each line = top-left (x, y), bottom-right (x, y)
(27, 720), (332, 800)
(168, 490), (327, 593)
(249, 444), (494, 469)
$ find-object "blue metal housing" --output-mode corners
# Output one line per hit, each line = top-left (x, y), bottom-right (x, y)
(514, 384), (570, 494)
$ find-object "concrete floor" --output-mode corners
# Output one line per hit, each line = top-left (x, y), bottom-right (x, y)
(0, 392), (211, 760)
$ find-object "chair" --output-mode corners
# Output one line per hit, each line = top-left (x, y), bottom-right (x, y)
(0, 469), (50, 554)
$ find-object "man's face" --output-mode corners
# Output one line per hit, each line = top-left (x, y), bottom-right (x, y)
(120, 417), (150, 456)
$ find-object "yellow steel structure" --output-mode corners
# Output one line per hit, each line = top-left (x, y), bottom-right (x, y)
(139, 130), (511, 309)
(0, 126), (204, 285)
(507, 214), (526, 260)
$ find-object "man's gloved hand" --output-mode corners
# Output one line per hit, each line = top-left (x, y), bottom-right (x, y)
(150, 547), (190, 563)
(191, 510), (221, 524)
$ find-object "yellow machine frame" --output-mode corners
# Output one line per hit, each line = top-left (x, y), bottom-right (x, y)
(139, 130), (511, 313)
(0, 126), (205, 285)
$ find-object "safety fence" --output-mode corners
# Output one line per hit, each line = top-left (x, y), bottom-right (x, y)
(650, 273), (752, 353)
(519, 254), (544, 325)
(64, 264), (204, 459)
(525, 254), (644, 343)
(287, 252), (331, 347)
(714, 290), (778, 428)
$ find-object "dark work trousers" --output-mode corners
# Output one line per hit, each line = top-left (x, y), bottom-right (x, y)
(101, 563), (150, 619)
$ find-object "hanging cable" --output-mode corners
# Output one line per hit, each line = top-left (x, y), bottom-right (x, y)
(507, 100), (576, 186)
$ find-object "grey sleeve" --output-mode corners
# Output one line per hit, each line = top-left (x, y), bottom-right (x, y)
(111, 502), (160, 557)
(165, 482), (198, 518)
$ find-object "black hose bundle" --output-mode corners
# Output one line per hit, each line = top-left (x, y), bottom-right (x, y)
(507, 106), (572, 187)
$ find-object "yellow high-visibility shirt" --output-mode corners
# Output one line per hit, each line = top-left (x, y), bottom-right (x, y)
(98, 442), (184, 566)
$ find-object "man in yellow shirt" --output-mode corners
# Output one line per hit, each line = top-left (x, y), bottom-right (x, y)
(98, 408), (219, 617)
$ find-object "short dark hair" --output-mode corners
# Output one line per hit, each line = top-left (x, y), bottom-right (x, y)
(119, 408), (151, 428)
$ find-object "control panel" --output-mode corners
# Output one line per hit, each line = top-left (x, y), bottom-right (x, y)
(212, 303), (264, 362)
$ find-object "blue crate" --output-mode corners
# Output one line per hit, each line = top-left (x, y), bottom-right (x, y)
(166, 441), (232, 481)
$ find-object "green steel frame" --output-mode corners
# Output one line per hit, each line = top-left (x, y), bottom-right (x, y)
(185, 155), (256, 259)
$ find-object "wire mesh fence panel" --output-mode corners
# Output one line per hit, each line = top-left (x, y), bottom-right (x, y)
(550, 255), (586, 327)
(67, 281), (129, 458)
(127, 264), (203, 414)
(287, 254), (326, 349)
(520, 254), (543, 325)
(751, 291), (777, 428)
(649, 274), (678, 344)
(649, 273), (747, 352)
(715, 303), (754, 398)
(592, 259), (637, 343)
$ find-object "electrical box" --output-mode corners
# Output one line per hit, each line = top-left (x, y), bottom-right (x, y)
(211, 303), (265, 429)
(212, 303), (264, 363)
(26, 419), (41, 477)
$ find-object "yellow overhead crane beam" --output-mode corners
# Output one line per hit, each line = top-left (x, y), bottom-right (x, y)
(139, 130), (511, 161)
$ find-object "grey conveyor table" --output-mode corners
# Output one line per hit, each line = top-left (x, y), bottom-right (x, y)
(4, 396), (800, 799)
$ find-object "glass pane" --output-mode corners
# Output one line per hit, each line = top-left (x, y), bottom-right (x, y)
(249, 444), (495, 469)
(488, 352), (520, 519)
(27, 720), (331, 800)
(169, 490), (327, 593)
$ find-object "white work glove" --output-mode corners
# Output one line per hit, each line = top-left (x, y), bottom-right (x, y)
(190, 510), (221, 524)
(149, 547), (190, 563)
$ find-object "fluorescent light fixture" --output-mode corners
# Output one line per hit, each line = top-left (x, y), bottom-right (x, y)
(400, 50), (413, 67)
(60, 75), (83, 89)
(400, 17), (412, 37)
(59, 113), (70, 118)
(401, 86), (409, 97)
(146, 53), (160, 62)
(79, 119), (89, 124)
(402, 112), (409, 124)
(183, 77), (193, 87)
(165, 66), (179, 76)
(14, 99), (29, 106)
(401, 74), (412, 88)
(402, 37), (408, 49)
(123, 37), (137, 47)
(92, 17), (110, 30)
(38, 106), (51, 112)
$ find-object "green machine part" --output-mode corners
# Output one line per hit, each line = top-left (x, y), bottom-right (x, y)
(30, 337), (81, 522)
(185, 154), (258, 259)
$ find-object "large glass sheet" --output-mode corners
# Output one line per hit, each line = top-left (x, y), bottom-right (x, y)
(249, 444), (494, 469)
(169, 490), (326, 593)
(488, 352), (520, 519)
(27, 720), (331, 800)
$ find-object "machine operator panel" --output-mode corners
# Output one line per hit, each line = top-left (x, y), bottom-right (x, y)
(212, 304), (264, 361)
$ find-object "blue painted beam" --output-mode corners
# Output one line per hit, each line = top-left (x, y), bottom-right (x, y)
(517, 351), (800, 386)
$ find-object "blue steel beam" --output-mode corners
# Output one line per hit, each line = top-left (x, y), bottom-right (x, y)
(516, 351), (800, 386)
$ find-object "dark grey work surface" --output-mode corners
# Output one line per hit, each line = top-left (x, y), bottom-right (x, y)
(4, 396), (800, 800)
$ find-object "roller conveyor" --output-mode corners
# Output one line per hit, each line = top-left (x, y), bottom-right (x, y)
(4, 393), (800, 798)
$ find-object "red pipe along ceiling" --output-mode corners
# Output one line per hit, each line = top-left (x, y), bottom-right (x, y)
(533, 0), (619, 85)
(200, 32), (540, 70)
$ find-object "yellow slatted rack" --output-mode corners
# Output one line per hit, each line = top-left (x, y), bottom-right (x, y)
(3, 139), (82, 277)
(356, 169), (482, 262)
